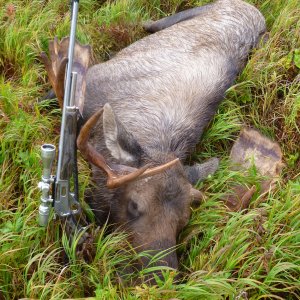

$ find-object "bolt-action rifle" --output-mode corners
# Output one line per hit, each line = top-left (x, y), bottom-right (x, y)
(38, 0), (90, 241)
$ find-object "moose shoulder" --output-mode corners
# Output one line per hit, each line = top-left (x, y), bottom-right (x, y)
(79, 0), (266, 273)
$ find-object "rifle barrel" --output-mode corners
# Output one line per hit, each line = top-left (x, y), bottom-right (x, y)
(56, 0), (79, 181)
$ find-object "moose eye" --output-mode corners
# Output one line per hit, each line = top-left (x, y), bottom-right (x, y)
(127, 200), (140, 219)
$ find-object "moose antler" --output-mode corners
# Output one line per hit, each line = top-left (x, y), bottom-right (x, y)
(40, 37), (91, 112)
(77, 109), (180, 189)
(40, 37), (67, 106)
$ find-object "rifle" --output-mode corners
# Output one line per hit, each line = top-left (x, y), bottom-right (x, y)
(38, 0), (90, 245)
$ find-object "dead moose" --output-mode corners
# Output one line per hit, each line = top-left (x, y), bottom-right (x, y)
(43, 0), (266, 278)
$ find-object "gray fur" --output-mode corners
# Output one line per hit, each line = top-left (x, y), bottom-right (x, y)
(84, 0), (265, 160)
(81, 0), (266, 273)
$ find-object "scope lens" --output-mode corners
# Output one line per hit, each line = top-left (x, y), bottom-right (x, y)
(41, 144), (56, 152)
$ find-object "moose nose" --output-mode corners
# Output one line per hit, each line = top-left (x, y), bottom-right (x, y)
(142, 238), (179, 269)
(158, 251), (179, 269)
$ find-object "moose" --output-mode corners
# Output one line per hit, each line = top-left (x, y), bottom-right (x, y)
(43, 0), (266, 279)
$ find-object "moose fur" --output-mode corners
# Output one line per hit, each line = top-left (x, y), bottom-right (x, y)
(80, 0), (266, 273)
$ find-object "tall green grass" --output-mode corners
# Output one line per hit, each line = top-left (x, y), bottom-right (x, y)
(0, 0), (299, 299)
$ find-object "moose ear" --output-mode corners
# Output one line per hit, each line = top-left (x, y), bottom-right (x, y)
(103, 103), (143, 164)
(185, 157), (219, 185)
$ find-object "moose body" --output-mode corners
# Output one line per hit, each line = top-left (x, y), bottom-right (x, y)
(79, 0), (266, 271)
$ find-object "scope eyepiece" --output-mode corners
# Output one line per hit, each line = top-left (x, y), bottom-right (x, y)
(39, 204), (51, 226)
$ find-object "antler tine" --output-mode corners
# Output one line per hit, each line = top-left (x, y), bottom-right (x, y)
(40, 37), (70, 108)
(53, 36), (59, 56)
(107, 165), (150, 189)
(40, 52), (57, 93)
(106, 158), (180, 188)
(55, 57), (68, 106)
(138, 158), (180, 179)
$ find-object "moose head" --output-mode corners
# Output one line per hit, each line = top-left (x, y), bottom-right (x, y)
(77, 104), (205, 271)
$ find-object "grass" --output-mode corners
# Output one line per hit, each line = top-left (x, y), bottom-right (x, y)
(0, 0), (299, 299)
